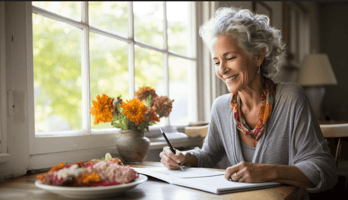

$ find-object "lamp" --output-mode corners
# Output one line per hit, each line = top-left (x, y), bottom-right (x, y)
(297, 54), (338, 120)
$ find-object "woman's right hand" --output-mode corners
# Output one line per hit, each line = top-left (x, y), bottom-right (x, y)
(159, 146), (185, 170)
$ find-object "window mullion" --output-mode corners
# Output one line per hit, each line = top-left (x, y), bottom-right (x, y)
(163, 2), (170, 125)
(128, 2), (135, 98)
(163, 2), (169, 96)
(81, 1), (91, 133)
(32, 6), (87, 30)
(202, 1), (213, 121)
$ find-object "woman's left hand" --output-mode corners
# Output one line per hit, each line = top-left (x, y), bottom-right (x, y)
(225, 161), (274, 183)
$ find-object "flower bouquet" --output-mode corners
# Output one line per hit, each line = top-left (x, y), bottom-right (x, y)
(90, 86), (174, 133)
(90, 86), (174, 163)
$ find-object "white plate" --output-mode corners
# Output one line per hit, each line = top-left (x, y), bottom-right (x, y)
(35, 174), (147, 199)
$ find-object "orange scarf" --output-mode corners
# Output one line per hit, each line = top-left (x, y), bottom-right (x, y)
(231, 78), (277, 141)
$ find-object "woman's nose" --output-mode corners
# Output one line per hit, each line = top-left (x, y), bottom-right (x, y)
(219, 62), (227, 75)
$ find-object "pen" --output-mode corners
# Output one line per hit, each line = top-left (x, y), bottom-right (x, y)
(160, 128), (184, 171)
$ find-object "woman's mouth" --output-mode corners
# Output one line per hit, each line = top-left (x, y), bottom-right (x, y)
(226, 74), (239, 83)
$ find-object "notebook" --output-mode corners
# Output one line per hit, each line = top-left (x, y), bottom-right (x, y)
(133, 167), (281, 194)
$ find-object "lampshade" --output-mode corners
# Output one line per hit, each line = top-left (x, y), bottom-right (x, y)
(297, 54), (338, 86)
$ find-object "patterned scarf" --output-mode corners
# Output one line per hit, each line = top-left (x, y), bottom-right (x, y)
(231, 77), (277, 141)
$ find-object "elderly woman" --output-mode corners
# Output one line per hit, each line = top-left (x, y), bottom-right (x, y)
(160, 6), (337, 195)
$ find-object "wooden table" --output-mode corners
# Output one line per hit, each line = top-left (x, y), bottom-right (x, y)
(0, 162), (304, 200)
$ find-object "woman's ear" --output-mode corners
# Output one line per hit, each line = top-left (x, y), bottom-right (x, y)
(256, 48), (266, 66)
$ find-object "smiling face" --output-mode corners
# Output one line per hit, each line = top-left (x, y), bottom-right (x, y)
(213, 35), (263, 94)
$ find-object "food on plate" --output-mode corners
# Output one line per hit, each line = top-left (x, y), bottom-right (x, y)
(36, 153), (138, 187)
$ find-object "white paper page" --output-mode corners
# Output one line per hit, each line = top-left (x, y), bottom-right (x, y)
(155, 167), (224, 178)
(133, 168), (179, 183)
(173, 175), (281, 194)
(133, 167), (225, 184)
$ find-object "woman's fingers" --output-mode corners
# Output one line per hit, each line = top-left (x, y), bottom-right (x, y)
(225, 162), (268, 183)
(225, 161), (242, 180)
(163, 146), (185, 163)
(225, 162), (250, 182)
(160, 146), (184, 170)
(233, 167), (249, 182)
(160, 152), (179, 169)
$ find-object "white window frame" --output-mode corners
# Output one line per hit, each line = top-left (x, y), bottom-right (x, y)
(0, 1), (7, 156)
(27, 1), (207, 170)
(0, 1), (11, 164)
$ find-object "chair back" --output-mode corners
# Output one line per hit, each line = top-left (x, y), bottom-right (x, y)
(320, 123), (348, 168)
(185, 125), (209, 144)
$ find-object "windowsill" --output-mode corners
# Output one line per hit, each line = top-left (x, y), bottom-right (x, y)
(28, 123), (201, 171)
(27, 136), (202, 171)
(0, 153), (11, 164)
(34, 124), (189, 138)
(149, 136), (203, 150)
(146, 124), (188, 138)
(149, 124), (188, 131)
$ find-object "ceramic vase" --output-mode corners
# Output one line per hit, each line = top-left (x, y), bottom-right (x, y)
(116, 130), (150, 163)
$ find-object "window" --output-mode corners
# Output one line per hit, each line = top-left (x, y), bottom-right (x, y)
(28, 2), (198, 168)
(283, 2), (309, 68)
(272, 2), (310, 83)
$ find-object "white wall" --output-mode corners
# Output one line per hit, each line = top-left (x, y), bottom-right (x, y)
(0, 2), (30, 182)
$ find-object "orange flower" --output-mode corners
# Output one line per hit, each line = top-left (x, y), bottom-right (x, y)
(36, 174), (46, 182)
(74, 172), (101, 187)
(90, 94), (115, 125)
(120, 98), (147, 125)
(153, 96), (174, 118)
(37, 162), (65, 181)
(106, 158), (123, 165)
(135, 86), (158, 102)
(149, 108), (160, 123)
(83, 172), (101, 183)
(49, 162), (65, 172)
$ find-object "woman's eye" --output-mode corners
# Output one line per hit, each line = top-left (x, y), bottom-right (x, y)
(227, 57), (235, 60)
(214, 62), (220, 66)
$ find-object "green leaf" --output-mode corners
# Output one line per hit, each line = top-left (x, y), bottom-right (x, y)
(110, 105), (128, 130)
(144, 95), (152, 107)
(105, 152), (112, 160)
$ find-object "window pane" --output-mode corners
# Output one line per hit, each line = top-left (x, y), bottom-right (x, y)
(167, 2), (190, 56)
(134, 2), (163, 48)
(32, 2), (81, 21)
(169, 56), (189, 125)
(90, 33), (129, 129)
(134, 45), (165, 125)
(33, 14), (82, 133)
(89, 2), (128, 38)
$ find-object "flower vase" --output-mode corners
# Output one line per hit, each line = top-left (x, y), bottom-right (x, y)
(116, 130), (150, 164)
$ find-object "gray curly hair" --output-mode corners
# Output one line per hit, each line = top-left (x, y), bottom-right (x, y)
(199, 6), (286, 78)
